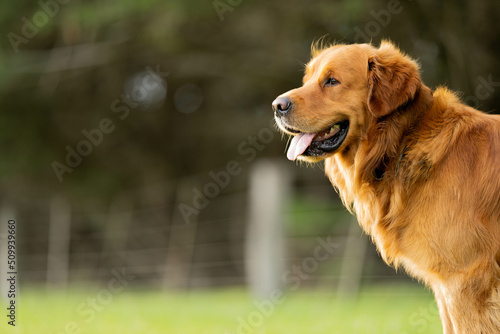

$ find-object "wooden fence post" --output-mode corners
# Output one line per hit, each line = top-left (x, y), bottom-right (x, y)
(337, 217), (368, 298)
(100, 194), (133, 270)
(46, 196), (71, 290)
(245, 159), (291, 299)
(163, 179), (198, 290)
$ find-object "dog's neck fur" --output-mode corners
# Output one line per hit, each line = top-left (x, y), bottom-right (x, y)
(325, 83), (435, 265)
(359, 84), (435, 187)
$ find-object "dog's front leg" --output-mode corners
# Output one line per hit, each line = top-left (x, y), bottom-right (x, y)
(440, 270), (500, 334)
(433, 285), (456, 334)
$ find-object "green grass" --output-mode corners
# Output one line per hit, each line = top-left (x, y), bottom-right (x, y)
(1, 284), (442, 334)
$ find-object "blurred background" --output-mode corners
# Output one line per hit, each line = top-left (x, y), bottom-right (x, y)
(0, 0), (499, 333)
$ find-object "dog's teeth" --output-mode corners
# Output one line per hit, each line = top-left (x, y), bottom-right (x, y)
(330, 124), (340, 133)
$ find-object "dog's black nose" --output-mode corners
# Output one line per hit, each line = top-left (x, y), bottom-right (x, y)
(272, 96), (292, 116)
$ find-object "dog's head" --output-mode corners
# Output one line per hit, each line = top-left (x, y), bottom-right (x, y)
(273, 41), (423, 162)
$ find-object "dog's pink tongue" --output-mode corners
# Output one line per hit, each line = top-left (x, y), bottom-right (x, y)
(287, 133), (316, 161)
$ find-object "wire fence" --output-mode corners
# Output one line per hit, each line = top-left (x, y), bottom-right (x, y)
(0, 160), (410, 297)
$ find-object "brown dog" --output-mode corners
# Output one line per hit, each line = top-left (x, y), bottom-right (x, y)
(272, 41), (500, 333)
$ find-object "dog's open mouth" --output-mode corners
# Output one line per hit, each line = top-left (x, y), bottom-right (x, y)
(287, 120), (349, 161)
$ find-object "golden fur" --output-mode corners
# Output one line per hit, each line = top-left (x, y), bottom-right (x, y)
(274, 41), (500, 333)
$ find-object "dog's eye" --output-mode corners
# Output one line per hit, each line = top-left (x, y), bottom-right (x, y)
(325, 77), (340, 87)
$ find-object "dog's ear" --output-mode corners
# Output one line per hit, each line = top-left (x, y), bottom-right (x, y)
(367, 41), (422, 118)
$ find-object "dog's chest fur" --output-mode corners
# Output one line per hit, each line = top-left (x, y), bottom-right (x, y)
(324, 128), (475, 284)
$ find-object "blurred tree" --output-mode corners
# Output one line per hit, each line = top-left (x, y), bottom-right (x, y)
(0, 0), (498, 201)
